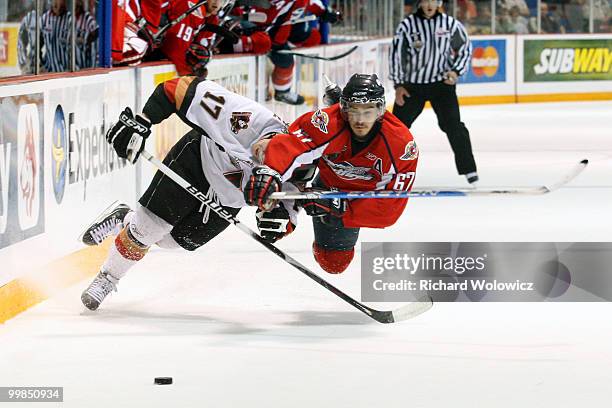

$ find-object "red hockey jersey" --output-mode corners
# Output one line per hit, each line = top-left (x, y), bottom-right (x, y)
(159, 0), (219, 75)
(250, 0), (325, 46)
(264, 105), (419, 228)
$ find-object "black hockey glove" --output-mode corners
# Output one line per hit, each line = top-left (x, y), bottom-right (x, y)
(298, 194), (347, 219)
(106, 107), (152, 164)
(256, 203), (295, 243)
(244, 165), (282, 211)
(321, 8), (342, 24)
(186, 43), (212, 77)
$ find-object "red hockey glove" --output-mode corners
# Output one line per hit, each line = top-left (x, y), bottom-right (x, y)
(239, 31), (272, 54)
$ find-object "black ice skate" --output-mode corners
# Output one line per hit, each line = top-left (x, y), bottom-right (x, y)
(79, 201), (131, 246)
(274, 90), (305, 105)
(81, 271), (119, 311)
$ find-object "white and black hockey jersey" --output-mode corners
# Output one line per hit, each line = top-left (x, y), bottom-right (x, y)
(143, 76), (292, 209)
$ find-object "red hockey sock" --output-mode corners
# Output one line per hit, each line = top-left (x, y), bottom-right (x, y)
(313, 243), (354, 274)
(272, 65), (294, 92)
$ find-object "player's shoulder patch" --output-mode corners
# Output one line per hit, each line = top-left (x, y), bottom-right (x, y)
(310, 109), (330, 134)
(400, 140), (419, 161)
(230, 111), (252, 134)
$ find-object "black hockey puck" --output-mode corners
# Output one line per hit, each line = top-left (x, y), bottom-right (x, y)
(154, 377), (173, 385)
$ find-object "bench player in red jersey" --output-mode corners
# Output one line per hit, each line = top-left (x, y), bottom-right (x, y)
(111, 0), (161, 65)
(244, 74), (419, 273)
(154, 0), (222, 76)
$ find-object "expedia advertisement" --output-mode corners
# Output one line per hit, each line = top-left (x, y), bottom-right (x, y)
(524, 38), (612, 82)
(48, 84), (129, 206)
(0, 93), (45, 250)
(460, 39), (506, 84)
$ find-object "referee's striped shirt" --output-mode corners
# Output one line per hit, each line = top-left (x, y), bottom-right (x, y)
(390, 9), (472, 86)
(18, 10), (38, 74)
(41, 9), (71, 72)
(76, 11), (99, 69)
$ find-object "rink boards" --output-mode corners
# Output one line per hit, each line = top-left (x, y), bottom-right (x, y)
(0, 35), (611, 323)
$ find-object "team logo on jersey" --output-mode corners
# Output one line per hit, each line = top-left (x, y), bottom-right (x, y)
(322, 156), (382, 181)
(400, 141), (419, 161)
(311, 109), (329, 134)
(230, 111), (252, 134)
(365, 152), (379, 161)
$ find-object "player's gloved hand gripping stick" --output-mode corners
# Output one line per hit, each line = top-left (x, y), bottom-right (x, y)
(106, 107), (152, 164)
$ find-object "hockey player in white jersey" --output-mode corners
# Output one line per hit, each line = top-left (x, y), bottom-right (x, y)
(80, 76), (298, 310)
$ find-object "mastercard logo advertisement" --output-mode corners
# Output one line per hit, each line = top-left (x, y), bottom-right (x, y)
(471, 46), (500, 77)
(462, 39), (506, 83)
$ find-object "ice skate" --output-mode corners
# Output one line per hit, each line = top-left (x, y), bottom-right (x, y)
(274, 90), (305, 105)
(79, 201), (131, 246)
(81, 271), (119, 311)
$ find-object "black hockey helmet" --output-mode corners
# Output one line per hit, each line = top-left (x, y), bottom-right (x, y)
(340, 74), (386, 119)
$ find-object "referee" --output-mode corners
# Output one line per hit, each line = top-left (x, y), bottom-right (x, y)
(390, 0), (478, 185)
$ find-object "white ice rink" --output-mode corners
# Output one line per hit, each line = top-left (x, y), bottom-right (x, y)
(2, 101), (612, 407)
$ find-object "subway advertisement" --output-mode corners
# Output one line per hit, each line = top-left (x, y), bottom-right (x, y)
(524, 38), (612, 82)
(461, 39), (506, 83)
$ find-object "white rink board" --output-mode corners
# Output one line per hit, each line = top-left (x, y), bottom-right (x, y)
(0, 70), (138, 286)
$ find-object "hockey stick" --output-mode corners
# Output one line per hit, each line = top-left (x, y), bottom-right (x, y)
(271, 45), (358, 61)
(141, 150), (433, 323)
(200, 22), (241, 43)
(153, 0), (209, 42)
(270, 159), (589, 200)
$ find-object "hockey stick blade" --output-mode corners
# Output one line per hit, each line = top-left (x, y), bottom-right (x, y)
(271, 45), (358, 61)
(270, 159), (589, 200)
(141, 150), (428, 324)
(541, 158), (588, 193)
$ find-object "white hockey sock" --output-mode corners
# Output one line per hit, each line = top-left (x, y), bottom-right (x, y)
(102, 242), (139, 280)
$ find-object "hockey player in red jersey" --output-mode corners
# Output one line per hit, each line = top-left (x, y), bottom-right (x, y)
(152, 0), (223, 75)
(250, 0), (342, 104)
(111, 0), (161, 65)
(244, 74), (419, 273)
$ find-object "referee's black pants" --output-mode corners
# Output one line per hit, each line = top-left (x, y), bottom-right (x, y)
(392, 81), (477, 175)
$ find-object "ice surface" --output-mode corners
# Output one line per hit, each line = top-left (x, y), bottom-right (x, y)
(1, 101), (611, 407)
